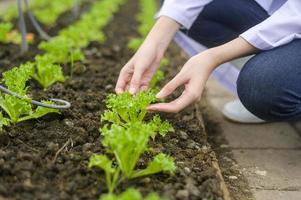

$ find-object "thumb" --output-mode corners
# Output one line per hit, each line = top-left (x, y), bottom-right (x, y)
(156, 73), (187, 99)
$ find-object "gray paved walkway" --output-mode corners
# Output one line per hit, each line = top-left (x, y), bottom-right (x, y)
(205, 77), (301, 200)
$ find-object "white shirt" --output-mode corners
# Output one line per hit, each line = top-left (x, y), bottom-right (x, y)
(157, 0), (301, 50)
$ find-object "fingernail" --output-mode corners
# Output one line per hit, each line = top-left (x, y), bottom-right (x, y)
(129, 87), (136, 94)
(156, 91), (163, 99)
(115, 89), (122, 94)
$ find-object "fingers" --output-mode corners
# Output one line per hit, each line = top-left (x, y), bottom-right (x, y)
(115, 62), (133, 94)
(148, 79), (202, 113)
(139, 60), (160, 91)
(147, 90), (197, 113)
(156, 72), (187, 99)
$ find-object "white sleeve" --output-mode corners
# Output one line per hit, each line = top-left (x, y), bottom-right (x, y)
(240, 0), (301, 50)
(156, 0), (213, 29)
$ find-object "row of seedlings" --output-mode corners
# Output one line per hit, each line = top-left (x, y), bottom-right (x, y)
(88, 2), (176, 197)
(0, 0), (126, 128)
(0, 0), (82, 45)
(0, 0), (82, 26)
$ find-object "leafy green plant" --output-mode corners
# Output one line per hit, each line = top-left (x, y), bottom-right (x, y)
(0, 22), (21, 44)
(90, 90), (175, 193)
(0, 23), (12, 43)
(39, 36), (84, 64)
(89, 123), (175, 193)
(100, 188), (166, 200)
(101, 91), (157, 124)
(0, 63), (59, 128)
(0, 0), (79, 26)
(31, 55), (65, 89)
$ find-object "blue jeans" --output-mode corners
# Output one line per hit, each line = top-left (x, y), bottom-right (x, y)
(177, 0), (301, 121)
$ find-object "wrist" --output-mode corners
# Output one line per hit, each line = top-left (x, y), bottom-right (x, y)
(145, 16), (180, 54)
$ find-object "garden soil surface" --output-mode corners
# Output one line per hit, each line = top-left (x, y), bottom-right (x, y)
(0, 1), (225, 200)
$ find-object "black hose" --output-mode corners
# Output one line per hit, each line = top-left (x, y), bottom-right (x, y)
(0, 85), (71, 109)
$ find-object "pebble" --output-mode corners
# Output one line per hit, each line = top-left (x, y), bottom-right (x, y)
(142, 177), (151, 183)
(176, 190), (189, 199)
(63, 119), (74, 127)
(220, 144), (229, 148)
(82, 143), (93, 151)
(47, 142), (59, 152)
(179, 130), (188, 140)
(184, 167), (191, 174)
(105, 84), (113, 90)
(255, 170), (267, 176)
(0, 158), (5, 165)
(229, 175), (238, 180)
(187, 140), (197, 149)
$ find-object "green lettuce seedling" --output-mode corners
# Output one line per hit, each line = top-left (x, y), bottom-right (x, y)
(100, 188), (166, 200)
(89, 122), (175, 193)
(0, 63), (59, 127)
(0, 22), (21, 44)
(39, 36), (84, 64)
(0, 23), (12, 43)
(101, 91), (157, 124)
(101, 91), (173, 137)
(32, 55), (65, 89)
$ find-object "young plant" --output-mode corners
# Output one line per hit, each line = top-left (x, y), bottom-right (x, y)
(0, 22), (21, 44)
(89, 122), (175, 193)
(101, 91), (157, 125)
(0, 63), (59, 127)
(39, 36), (84, 64)
(100, 188), (166, 200)
(32, 55), (65, 89)
(0, 23), (12, 43)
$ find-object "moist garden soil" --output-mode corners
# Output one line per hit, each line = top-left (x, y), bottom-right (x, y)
(0, 1), (224, 200)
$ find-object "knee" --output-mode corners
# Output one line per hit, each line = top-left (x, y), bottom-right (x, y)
(237, 58), (301, 121)
(237, 61), (271, 120)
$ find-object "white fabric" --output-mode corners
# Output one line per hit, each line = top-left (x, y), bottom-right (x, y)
(157, 0), (301, 50)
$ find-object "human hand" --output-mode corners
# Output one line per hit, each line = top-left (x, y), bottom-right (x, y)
(147, 51), (217, 113)
(115, 16), (180, 94)
(115, 41), (164, 94)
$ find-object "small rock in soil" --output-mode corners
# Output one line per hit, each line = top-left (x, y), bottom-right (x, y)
(142, 177), (151, 184)
(184, 167), (191, 174)
(0, 158), (4, 165)
(220, 144), (229, 148)
(179, 130), (188, 140)
(47, 142), (59, 152)
(82, 143), (93, 151)
(186, 178), (200, 196)
(63, 119), (74, 127)
(187, 139), (197, 149)
(255, 170), (267, 176)
(176, 189), (189, 199)
(229, 175), (238, 180)
(105, 84), (113, 90)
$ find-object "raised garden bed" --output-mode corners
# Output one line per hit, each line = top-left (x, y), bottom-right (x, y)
(0, 1), (227, 199)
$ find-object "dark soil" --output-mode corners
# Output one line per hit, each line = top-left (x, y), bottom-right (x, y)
(0, 1), (224, 200)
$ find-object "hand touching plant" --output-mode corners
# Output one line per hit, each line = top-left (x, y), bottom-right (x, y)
(148, 37), (259, 113)
(115, 16), (180, 94)
(147, 52), (216, 113)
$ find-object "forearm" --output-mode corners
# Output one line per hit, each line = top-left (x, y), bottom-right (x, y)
(206, 37), (259, 70)
(144, 16), (180, 55)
